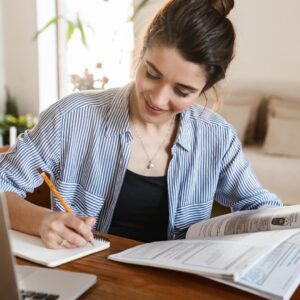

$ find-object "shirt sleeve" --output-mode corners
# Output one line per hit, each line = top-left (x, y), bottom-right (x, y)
(0, 102), (62, 198)
(214, 128), (283, 211)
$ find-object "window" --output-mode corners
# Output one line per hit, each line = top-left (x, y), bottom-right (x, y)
(36, 0), (58, 112)
(58, 0), (134, 97)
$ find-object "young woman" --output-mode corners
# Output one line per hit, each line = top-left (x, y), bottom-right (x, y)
(0, 0), (282, 248)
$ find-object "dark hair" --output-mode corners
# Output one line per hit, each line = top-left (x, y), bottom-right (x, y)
(141, 0), (235, 92)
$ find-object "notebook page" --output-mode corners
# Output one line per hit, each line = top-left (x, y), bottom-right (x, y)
(10, 229), (110, 267)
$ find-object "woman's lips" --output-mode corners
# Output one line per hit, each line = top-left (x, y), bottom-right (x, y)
(145, 99), (166, 115)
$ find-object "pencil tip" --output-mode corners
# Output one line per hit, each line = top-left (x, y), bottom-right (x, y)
(37, 167), (43, 174)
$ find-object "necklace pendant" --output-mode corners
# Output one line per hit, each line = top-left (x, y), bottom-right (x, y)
(147, 161), (154, 169)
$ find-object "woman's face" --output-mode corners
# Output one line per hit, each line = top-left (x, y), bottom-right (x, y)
(133, 45), (207, 125)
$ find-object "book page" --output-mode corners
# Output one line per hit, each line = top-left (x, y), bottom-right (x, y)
(186, 205), (300, 239)
(10, 230), (110, 267)
(109, 229), (299, 281)
(209, 231), (300, 300)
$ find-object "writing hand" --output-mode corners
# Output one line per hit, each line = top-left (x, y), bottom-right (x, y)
(39, 211), (96, 249)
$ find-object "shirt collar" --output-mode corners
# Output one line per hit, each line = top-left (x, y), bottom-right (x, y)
(175, 107), (194, 152)
(104, 82), (133, 137)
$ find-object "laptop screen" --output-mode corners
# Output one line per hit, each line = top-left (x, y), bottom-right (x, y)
(0, 192), (21, 300)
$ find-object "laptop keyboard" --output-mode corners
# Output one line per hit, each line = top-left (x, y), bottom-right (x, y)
(21, 289), (59, 299)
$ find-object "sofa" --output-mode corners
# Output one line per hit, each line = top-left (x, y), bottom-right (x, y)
(217, 90), (300, 206)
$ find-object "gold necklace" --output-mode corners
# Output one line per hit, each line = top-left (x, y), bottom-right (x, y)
(131, 117), (175, 169)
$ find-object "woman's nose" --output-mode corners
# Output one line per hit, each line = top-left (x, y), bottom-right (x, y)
(151, 86), (171, 108)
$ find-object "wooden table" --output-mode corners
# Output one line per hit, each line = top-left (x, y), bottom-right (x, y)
(0, 145), (10, 153)
(18, 234), (300, 300)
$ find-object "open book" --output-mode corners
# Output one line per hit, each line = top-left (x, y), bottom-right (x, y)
(109, 205), (300, 300)
(10, 230), (110, 267)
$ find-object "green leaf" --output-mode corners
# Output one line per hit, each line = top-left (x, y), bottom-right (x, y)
(76, 15), (87, 47)
(4, 114), (18, 125)
(66, 21), (75, 42)
(33, 16), (61, 40)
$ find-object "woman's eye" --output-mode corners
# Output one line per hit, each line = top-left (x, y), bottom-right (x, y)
(145, 70), (160, 80)
(175, 88), (189, 98)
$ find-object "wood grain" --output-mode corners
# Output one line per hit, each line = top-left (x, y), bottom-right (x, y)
(17, 233), (300, 300)
(0, 145), (10, 153)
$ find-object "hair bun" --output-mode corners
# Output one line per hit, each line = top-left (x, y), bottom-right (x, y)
(211, 0), (234, 17)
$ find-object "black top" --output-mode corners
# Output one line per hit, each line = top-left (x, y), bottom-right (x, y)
(108, 169), (169, 242)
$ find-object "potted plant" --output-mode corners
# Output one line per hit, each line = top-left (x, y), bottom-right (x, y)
(0, 88), (36, 146)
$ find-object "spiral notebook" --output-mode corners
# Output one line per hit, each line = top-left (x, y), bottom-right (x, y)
(10, 229), (110, 267)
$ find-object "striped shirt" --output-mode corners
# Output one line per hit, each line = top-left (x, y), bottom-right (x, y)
(0, 83), (282, 239)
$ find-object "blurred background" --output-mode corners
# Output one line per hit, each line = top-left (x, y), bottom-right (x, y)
(0, 0), (300, 204)
(0, 0), (299, 115)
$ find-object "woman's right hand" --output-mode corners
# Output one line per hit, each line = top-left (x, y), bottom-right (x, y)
(39, 211), (96, 249)
(5, 192), (96, 249)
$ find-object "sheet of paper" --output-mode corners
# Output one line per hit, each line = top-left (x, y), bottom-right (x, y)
(186, 205), (300, 239)
(10, 230), (110, 267)
(109, 230), (298, 281)
(209, 231), (300, 300)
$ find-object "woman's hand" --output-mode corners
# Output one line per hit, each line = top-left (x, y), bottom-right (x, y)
(39, 211), (96, 249)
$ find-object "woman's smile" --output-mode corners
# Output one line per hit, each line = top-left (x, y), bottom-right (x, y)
(145, 98), (167, 115)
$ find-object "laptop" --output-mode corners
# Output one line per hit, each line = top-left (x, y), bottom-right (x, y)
(0, 192), (97, 300)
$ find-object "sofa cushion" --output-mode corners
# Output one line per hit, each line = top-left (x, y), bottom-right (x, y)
(269, 98), (300, 120)
(220, 103), (252, 143)
(223, 93), (262, 144)
(263, 116), (300, 158)
(244, 146), (300, 205)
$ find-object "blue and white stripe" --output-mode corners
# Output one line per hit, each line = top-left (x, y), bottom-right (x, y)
(0, 83), (282, 239)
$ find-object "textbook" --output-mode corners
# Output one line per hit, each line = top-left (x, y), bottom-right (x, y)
(10, 229), (110, 267)
(109, 205), (300, 300)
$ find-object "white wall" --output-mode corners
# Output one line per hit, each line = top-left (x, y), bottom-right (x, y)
(225, 0), (300, 98)
(36, 0), (58, 112)
(132, 0), (163, 70)
(133, 0), (163, 38)
(0, 0), (5, 113)
(1, 0), (39, 116)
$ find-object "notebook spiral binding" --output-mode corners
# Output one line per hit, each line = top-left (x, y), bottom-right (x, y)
(92, 231), (110, 243)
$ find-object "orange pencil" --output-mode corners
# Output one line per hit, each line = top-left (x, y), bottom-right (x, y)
(37, 168), (74, 215)
(37, 168), (94, 246)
